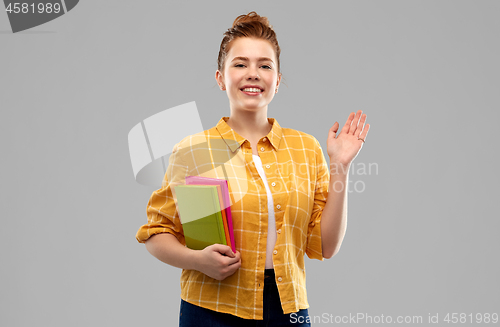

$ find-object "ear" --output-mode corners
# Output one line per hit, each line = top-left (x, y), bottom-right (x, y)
(215, 70), (226, 90)
(275, 72), (282, 92)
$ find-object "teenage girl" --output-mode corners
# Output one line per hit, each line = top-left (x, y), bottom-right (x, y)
(137, 11), (370, 327)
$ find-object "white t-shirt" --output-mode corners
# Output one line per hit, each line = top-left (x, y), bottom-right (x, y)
(252, 154), (277, 269)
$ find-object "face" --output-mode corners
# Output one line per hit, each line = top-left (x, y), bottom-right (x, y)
(216, 37), (281, 113)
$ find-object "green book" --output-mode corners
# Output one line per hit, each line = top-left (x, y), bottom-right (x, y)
(174, 185), (227, 250)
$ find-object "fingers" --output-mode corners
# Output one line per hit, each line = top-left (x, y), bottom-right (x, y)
(340, 112), (355, 135)
(226, 251), (241, 266)
(212, 245), (240, 265)
(354, 112), (367, 138)
(341, 110), (368, 138)
(348, 110), (363, 135)
(212, 244), (235, 257)
(359, 123), (370, 141)
(200, 246), (241, 280)
(221, 251), (241, 278)
(228, 259), (241, 271)
(221, 257), (241, 279)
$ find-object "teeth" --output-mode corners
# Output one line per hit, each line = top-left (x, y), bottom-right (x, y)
(242, 88), (262, 92)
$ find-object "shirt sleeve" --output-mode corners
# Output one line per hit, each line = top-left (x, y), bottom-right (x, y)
(135, 143), (188, 244)
(305, 137), (330, 260)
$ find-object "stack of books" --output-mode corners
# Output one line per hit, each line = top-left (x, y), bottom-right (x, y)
(174, 176), (236, 252)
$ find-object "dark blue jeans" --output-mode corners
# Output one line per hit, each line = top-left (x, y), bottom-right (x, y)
(179, 269), (311, 327)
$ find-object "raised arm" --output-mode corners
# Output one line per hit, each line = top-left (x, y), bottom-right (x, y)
(321, 110), (370, 258)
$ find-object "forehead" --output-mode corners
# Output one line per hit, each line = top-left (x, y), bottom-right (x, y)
(226, 37), (276, 62)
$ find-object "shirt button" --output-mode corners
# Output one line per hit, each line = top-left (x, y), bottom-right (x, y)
(277, 229), (281, 234)
(276, 204), (281, 209)
(277, 277), (282, 282)
(260, 147), (265, 152)
(263, 137), (267, 142)
(271, 182), (276, 187)
(266, 165), (270, 169)
(273, 250), (277, 255)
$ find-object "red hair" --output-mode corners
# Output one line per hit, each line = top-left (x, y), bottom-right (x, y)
(217, 12), (281, 74)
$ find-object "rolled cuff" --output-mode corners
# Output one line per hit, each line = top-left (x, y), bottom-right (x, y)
(306, 212), (324, 261)
(136, 214), (185, 245)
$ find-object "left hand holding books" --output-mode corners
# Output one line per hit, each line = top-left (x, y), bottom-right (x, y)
(194, 244), (241, 281)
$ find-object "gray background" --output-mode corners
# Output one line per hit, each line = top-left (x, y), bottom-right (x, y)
(1, 1), (499, 326)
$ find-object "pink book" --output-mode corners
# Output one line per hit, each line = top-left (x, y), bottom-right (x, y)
(185, 176), (236, 253)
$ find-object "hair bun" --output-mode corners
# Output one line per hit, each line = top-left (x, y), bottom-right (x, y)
(218, 11), (281, 73)
(232, 11), (272, 29)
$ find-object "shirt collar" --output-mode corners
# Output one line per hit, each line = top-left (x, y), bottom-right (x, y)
(216, 117), (282, 153)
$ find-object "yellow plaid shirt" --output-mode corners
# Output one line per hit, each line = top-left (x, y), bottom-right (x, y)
(136, 117), (329, 320)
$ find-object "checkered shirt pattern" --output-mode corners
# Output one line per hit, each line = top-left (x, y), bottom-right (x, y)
(136, 117), (329, 319)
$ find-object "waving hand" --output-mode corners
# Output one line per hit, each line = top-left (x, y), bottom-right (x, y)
(327, 110), (370, 171)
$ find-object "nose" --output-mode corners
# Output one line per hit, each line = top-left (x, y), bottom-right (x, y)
(246, 65), (260, 80)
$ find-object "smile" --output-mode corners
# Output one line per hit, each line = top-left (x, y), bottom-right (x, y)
(241, 88), (263, 93)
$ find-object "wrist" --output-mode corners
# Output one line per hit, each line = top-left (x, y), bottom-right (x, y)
(329, 160), (351, 176)
(189, 249), (202, 272)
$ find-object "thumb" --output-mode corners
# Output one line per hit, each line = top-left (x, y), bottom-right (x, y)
(212, 244), (235, 257)
(329, 122), (339, 138)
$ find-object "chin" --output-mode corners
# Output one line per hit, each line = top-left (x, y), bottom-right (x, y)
(242, 104), (267, 111)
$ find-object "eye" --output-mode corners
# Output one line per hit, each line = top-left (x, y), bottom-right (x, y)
(235, 64), (245, 68)
(261, 65), (272, 69)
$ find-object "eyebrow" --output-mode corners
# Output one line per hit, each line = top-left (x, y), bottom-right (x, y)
(230, 56), (274, 63)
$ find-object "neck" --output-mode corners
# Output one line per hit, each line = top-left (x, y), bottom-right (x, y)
(226, 108), (272, 140)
